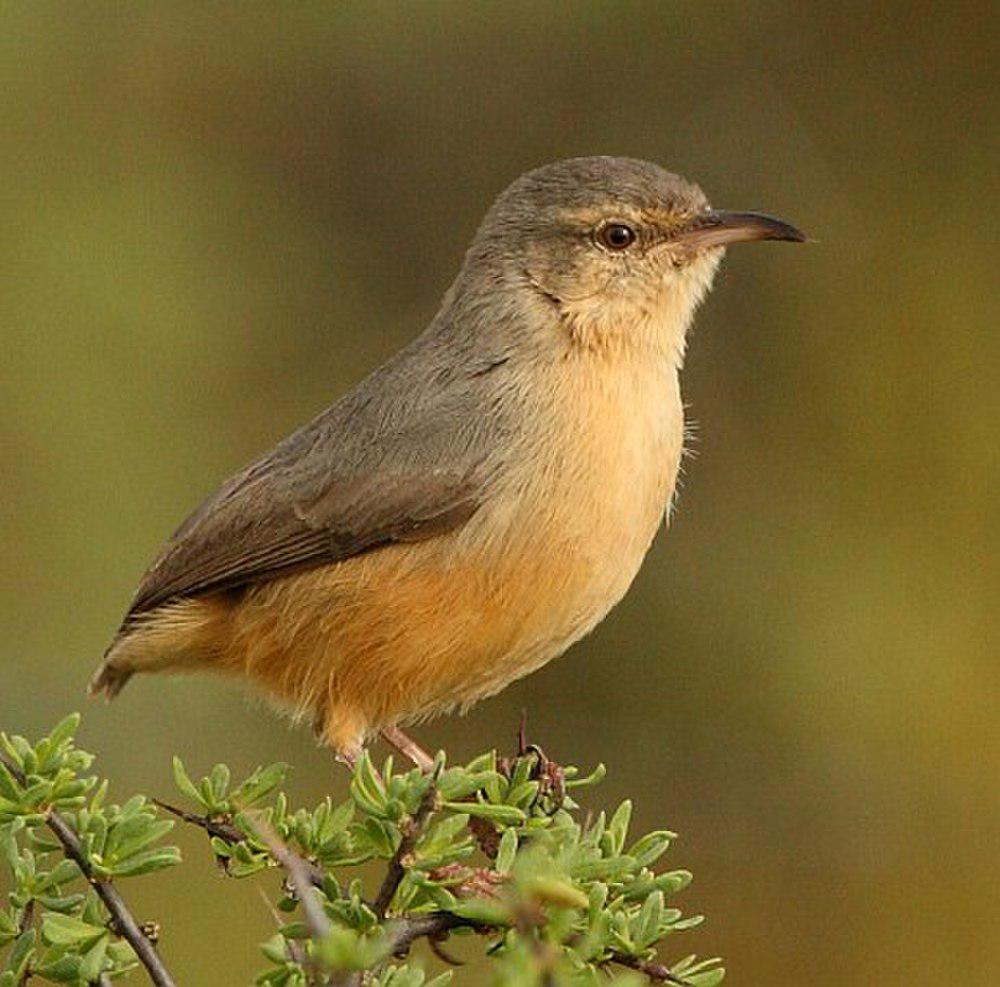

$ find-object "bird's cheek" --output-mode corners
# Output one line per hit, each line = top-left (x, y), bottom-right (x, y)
(657, 248), (721, 292)
(525, 261), (599, 306)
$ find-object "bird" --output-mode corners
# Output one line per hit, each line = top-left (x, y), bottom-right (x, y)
(89, 156), (804, 768)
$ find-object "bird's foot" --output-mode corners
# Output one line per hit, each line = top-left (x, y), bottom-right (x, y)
(335, 743), (363, 772)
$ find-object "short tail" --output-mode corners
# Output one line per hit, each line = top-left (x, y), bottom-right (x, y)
(87, 652), (134, 700)
(87, 596), (231, 701)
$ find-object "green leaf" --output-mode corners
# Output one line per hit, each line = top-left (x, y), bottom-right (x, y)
(45, 714), (81, 753)
(232, 763), (289, 809)
(525, 875), (589, 909)
(0, 910), (18, 947)
(437, 769), (503, 801)
(655, 869), (693, 896)
(565, 762), (607, 789)
(0, 735), (26, 773)
(635, 890), (663, 946)
(109, 845), (182, 877)
(448, 897), (514, 926)
(209, 763), (231, 801)
(0, 763), (21, 803)
(37, 857), (81, 890)
(172, 756), (203, 806)
(572, 854), (636, 881)
(315, 926), (388, 971)
(685, 964), (725, 987)
(350, 752), (388, 817)
(505, 780), (540, 808)
(41, 913), (106, 947)
(419, 812), (468, 853)
(606, 800), (632, 854)
(496, 828), (518, 873)
(32, 953), (83, 983)
(79, 932), (110, 981)
(442, 801), (525, 825)
(666, 914), (704, 931)
(628, 830), (675, 869)
(34, 893), (86, 914)
(108, 817), (175, 862)
(5, 929), (35, 981)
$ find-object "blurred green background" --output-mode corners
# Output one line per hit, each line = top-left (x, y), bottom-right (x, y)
(1, 3), (996, 984)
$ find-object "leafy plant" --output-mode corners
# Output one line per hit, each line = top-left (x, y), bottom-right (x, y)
(0, 716), (723, 986)
(0, 715), (179, 985)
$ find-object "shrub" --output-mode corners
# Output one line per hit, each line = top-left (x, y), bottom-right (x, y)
(0, 715), (723, 986)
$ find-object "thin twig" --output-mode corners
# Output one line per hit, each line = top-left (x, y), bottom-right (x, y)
(383, 911), (488, 957)
(244, 815), (331, 942)
(610, 952), (689, 984)
(17, 898), (34, 937)
(373, 769), (440, 919)
(16, 900), (34, 985)
(258, 887), (310, 971)
(158, 797), (327, 887)
(0, 755), (176, 987)
(151, 798), (243, 843)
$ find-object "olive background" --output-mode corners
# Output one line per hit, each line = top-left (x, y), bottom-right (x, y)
(1, 3), (996, 984)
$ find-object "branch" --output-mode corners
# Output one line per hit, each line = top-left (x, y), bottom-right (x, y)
(383, 911), (488, 957)
(155, 797), (327, 887)
(373, 770), (440, 919)
(610, 952), (689, 984)
(151, 798), (243, 844)
(0, 755), (176, 987)
(244, 816), (331, 942)
(16, 900), (34, 986)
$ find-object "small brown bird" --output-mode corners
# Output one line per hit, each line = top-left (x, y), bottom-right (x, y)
(90, 157), (803, 767)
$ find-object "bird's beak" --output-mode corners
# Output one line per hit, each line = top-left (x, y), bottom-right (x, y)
(669, 210), (806, 253)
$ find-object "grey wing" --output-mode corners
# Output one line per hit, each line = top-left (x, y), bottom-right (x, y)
(124, 387), (497, 621)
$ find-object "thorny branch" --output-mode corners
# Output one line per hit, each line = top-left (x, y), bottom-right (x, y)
(0, 754), (177, 987)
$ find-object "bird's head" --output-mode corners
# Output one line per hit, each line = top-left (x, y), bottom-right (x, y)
(465, 156), (804, 358)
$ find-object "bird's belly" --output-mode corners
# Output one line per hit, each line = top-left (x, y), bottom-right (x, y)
(230, 359), (684, 744)
(448, 364), (684, 699)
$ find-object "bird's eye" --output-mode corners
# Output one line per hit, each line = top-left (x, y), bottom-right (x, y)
(596, 222), (637, 251)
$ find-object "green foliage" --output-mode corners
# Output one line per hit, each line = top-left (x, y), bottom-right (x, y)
(174, 747), (723, 986)
(0, 716), (724, 986)
(0, 715), (180, 984)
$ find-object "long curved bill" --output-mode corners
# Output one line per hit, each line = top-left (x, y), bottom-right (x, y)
(671, 210), (806, 252)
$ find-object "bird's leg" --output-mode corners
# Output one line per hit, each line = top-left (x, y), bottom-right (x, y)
(380, 726), (435, 773)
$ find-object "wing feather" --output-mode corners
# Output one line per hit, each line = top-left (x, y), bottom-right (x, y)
(126, 462), (482, 618)
(118, 319), (513, 625)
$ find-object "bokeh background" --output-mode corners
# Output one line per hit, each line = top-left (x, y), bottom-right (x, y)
(2, 3), (996, 984)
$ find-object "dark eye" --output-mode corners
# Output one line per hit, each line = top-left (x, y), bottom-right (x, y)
(597, 222), (637, 251)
